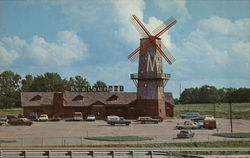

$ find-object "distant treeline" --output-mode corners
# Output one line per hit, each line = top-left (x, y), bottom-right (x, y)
(178, 85), (250, 104)
(0, 70), (107, 108)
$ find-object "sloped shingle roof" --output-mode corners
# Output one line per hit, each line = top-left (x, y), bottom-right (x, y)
(21, 92), (54, 107)
(21, 92), (174, 107)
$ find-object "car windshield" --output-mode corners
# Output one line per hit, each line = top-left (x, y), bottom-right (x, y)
(180, 131), (189, 134)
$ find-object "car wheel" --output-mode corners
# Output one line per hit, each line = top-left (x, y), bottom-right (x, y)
(126, 123), (129, 126)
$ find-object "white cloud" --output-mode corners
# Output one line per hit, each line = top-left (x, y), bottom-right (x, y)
(0, 31), (88, 67)
(0, 36), (25, 67)
(198, 16), (250, 40)
(112, 0), (145, 45)
(169, 16), (250, 87)
(154, 0), (191, 21)
(0, 43), (19, 67)
(112, 0), (174, 55)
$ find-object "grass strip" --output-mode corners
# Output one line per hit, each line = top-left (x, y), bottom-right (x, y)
(213, 133), (250, 138)
(71, 140), (250, 148)
(84, 136), (153, 141)
(0, 140), (17, 143)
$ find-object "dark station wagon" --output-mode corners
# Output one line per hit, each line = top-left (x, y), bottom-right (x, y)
(177, 130), (195, 138)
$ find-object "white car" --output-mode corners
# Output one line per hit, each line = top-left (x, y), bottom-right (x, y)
(86, 115), (96, 121)
(176, 121), (200, 129)
(38, 114), (49, 121)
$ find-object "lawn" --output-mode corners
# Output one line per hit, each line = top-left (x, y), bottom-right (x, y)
(0, 108), (23, 116)
(213, 133), (250, 138)
(174, 103), (250, 119)
(84, 136), (153, 141)
(0, 140), (17, 143)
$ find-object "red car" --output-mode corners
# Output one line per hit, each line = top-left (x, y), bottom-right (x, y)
(8, 118), (32, 126)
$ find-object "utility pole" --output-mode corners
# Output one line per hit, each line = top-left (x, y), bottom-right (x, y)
(179, 84), (182, 104)
(179, 84), (182, 98)
(229, 102), (233, 133)
(213, 103), (215, 118)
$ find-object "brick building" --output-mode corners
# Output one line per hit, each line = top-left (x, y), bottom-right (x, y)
(21, 91), (174, 119)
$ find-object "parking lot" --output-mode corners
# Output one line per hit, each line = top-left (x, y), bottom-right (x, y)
(0, 118), (250, 146)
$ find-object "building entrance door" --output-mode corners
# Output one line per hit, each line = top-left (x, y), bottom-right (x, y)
(91, 105), (106, 119)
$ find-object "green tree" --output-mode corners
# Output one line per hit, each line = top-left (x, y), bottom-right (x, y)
(93, 80), (107, 92)
(179, 88), (193, 104)
(29, 72), (65, 92)
(93, 80), (107, 87)
(21, 74), (33, 92)
(230, 88), (250, 103)
(0, 70), (21, 108)
(68, 75), (90, 92)
(198, 85), (218, 103)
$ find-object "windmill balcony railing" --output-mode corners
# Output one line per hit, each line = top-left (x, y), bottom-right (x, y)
(130, 73), (171, 80)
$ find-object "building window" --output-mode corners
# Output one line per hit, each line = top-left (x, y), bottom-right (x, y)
(30, 95), (42, 101)
(106, 95), (118, 101)
(72, 95), (84, 101)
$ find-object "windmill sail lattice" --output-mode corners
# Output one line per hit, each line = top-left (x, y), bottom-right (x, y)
(128, 15), (176, 64)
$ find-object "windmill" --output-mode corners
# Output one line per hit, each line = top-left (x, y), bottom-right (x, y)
(128, 15), (176, 63)
(128, 15), (176, 118)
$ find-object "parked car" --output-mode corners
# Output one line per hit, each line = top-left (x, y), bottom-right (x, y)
(8, 118), (32, 126)
(0, 115), (8, 126)
(193, 121), (204, 128)
(38, 114), (49, 121)
(137, 117), (161, 124)
(28, 112), (38, 121)
(153, 116), (163, 122)
(107, 117), (131, 126)
(73, 112), (83, 121)
(86, 115), (96, 121)
(0, 114), (7, 121)
(176, 121), (200, 129)
(0, 121), (7, 126)
(177, 130), (195, 138)
(18, 114), (25, 118)
(50, 116), (61, 121)
(180, 112), (202, 119)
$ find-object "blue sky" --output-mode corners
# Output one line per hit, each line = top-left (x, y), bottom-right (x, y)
(0, 0), (249, 98)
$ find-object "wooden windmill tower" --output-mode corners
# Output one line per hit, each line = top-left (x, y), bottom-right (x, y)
(129, 15), (176, 118)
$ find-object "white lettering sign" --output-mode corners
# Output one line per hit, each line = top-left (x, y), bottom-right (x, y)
(147, 54), (157, 72)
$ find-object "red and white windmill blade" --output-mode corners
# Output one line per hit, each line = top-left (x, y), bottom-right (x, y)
(128, 15), (176, 64)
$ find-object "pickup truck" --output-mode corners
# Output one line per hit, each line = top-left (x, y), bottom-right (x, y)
(107, 117), (131, 126)
(137, 117), (161, 124)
